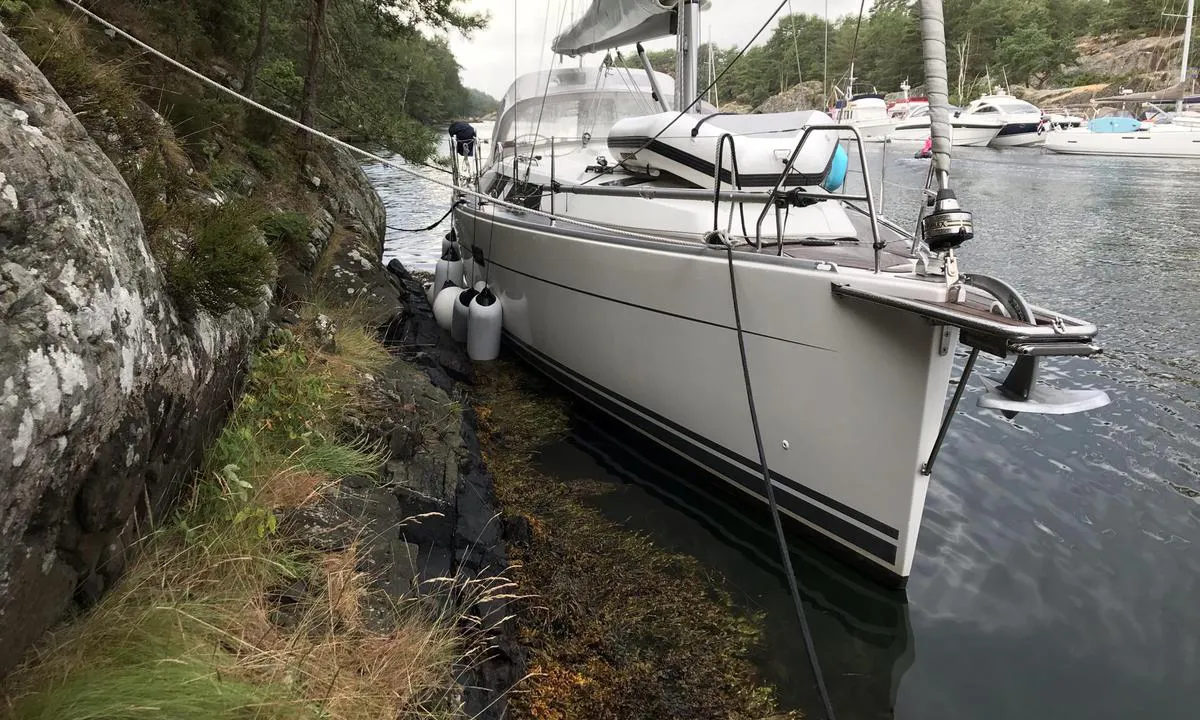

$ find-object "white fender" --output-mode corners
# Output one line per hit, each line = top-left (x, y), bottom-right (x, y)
(433, 283), (461, 331)
(442, 229), (456, 254)
(433, 244), (463, 291)
(473, 280), (486, 293)
(451, 287), (478, 342)
(467, 287), (503, 361)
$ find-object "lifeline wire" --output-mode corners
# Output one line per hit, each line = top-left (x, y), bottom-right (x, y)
(721, 240), (837, 720)
(54, 0), (702, 249)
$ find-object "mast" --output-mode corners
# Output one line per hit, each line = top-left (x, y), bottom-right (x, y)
(1180, 0), (1195, 111)
(918, 0), (974, 257)
(675, 0), (701, 109)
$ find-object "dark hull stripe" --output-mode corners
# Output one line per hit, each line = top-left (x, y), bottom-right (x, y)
(997, 122), (1041, 137)
(501, 330), (902, 568)
(608, 136), (832, 187)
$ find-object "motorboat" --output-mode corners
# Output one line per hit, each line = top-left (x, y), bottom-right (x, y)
(833, 93), (899, 142)
(889, 103), (1003, 146)
(1043, 115), (1200, 157)
(960, 94), (1047, 147)
(447, 0), (1109, 585)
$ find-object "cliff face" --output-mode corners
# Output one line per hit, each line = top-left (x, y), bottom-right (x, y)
(0, 31), (266, 674)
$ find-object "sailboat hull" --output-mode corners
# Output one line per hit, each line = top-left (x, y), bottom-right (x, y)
(1043, 127), (1200, 157)
(456, 204), (958, 584)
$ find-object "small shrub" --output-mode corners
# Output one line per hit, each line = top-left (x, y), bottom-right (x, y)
(206, 157), (247, 192)
(260, 211), (311, 252)
(245, 142), (281, 176)
(0, 0), (31, 24)
(163, 200), (275, 317)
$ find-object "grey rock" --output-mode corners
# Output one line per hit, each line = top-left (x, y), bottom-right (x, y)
(0, 33), (267, 675)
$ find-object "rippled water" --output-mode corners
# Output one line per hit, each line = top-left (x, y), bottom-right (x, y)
(368, 144), (1200, 719)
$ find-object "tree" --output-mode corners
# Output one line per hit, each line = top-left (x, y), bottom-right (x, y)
(994, 23), (1077, 86)
(242, 0), (273, 96)
(298, 0), (328, 138)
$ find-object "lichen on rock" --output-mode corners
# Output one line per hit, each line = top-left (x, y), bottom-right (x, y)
(0, 30), (267, 675)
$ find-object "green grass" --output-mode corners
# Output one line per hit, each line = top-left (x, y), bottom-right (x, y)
(1, 308), (484, 720)
(6, 604), (304, 720)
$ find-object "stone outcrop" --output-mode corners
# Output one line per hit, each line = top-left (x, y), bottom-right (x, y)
(754, 80), (826, 114)
(0, 32), (267, 674)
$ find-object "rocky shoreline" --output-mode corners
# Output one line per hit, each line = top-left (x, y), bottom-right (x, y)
(269, 189), (527, 716)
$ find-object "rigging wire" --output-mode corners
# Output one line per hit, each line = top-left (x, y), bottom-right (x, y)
(823, 0), (830, 105)
(612, 0), (793, 173)
(847, 0), (869, 95)
(786, 0), (804, 90)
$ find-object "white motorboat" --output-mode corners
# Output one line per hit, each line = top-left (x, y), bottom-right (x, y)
(834, 93), (899, 142)
(889, 104), (1003, 146)
(960, 94), (1047, 147)
(1044, 116), (1200, 157)
(448, 0), (1108, 585)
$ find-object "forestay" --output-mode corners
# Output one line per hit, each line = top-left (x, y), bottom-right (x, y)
(552, 0), (710, 57)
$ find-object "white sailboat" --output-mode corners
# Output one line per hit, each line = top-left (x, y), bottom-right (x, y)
(1045, 0), (1199, 158)
(835, 93), (900, 142)
(448, 0), (1109, 585)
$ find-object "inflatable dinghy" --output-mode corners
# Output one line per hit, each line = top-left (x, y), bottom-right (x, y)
(607, 111), (842, 189)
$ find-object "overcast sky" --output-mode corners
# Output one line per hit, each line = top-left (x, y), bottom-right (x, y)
(447, 0), (864, 99)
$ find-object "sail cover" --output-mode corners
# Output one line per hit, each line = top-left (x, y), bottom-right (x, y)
(552, 0), (709, 57)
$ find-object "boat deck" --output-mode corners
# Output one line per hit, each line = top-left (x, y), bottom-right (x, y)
(738, 209), (917, 271)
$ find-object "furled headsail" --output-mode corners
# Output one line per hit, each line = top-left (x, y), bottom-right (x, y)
(552, 0), (710, 57)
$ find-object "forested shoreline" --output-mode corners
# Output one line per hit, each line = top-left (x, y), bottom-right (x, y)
(636, 0), (1193, 109)
(11, 0), (496, 161)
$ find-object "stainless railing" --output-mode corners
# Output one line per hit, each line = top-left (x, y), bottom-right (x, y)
(552, 122), (898, 272)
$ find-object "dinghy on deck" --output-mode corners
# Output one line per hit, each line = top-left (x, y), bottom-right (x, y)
(607, 110), (843, 188)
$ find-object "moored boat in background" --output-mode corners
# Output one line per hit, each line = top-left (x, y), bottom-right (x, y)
(960, 94), (1048, 147)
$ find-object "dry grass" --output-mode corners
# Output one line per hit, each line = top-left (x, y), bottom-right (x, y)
(0, 306), (498, 720)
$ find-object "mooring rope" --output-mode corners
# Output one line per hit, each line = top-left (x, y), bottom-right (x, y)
(717, 237), (837, 720)
(387, 199), (464, 233)
(55, 0), (704, 250)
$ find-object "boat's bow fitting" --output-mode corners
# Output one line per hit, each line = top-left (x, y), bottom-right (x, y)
(961, 273), (1111, 419)
(832, 274), (1111, 452)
